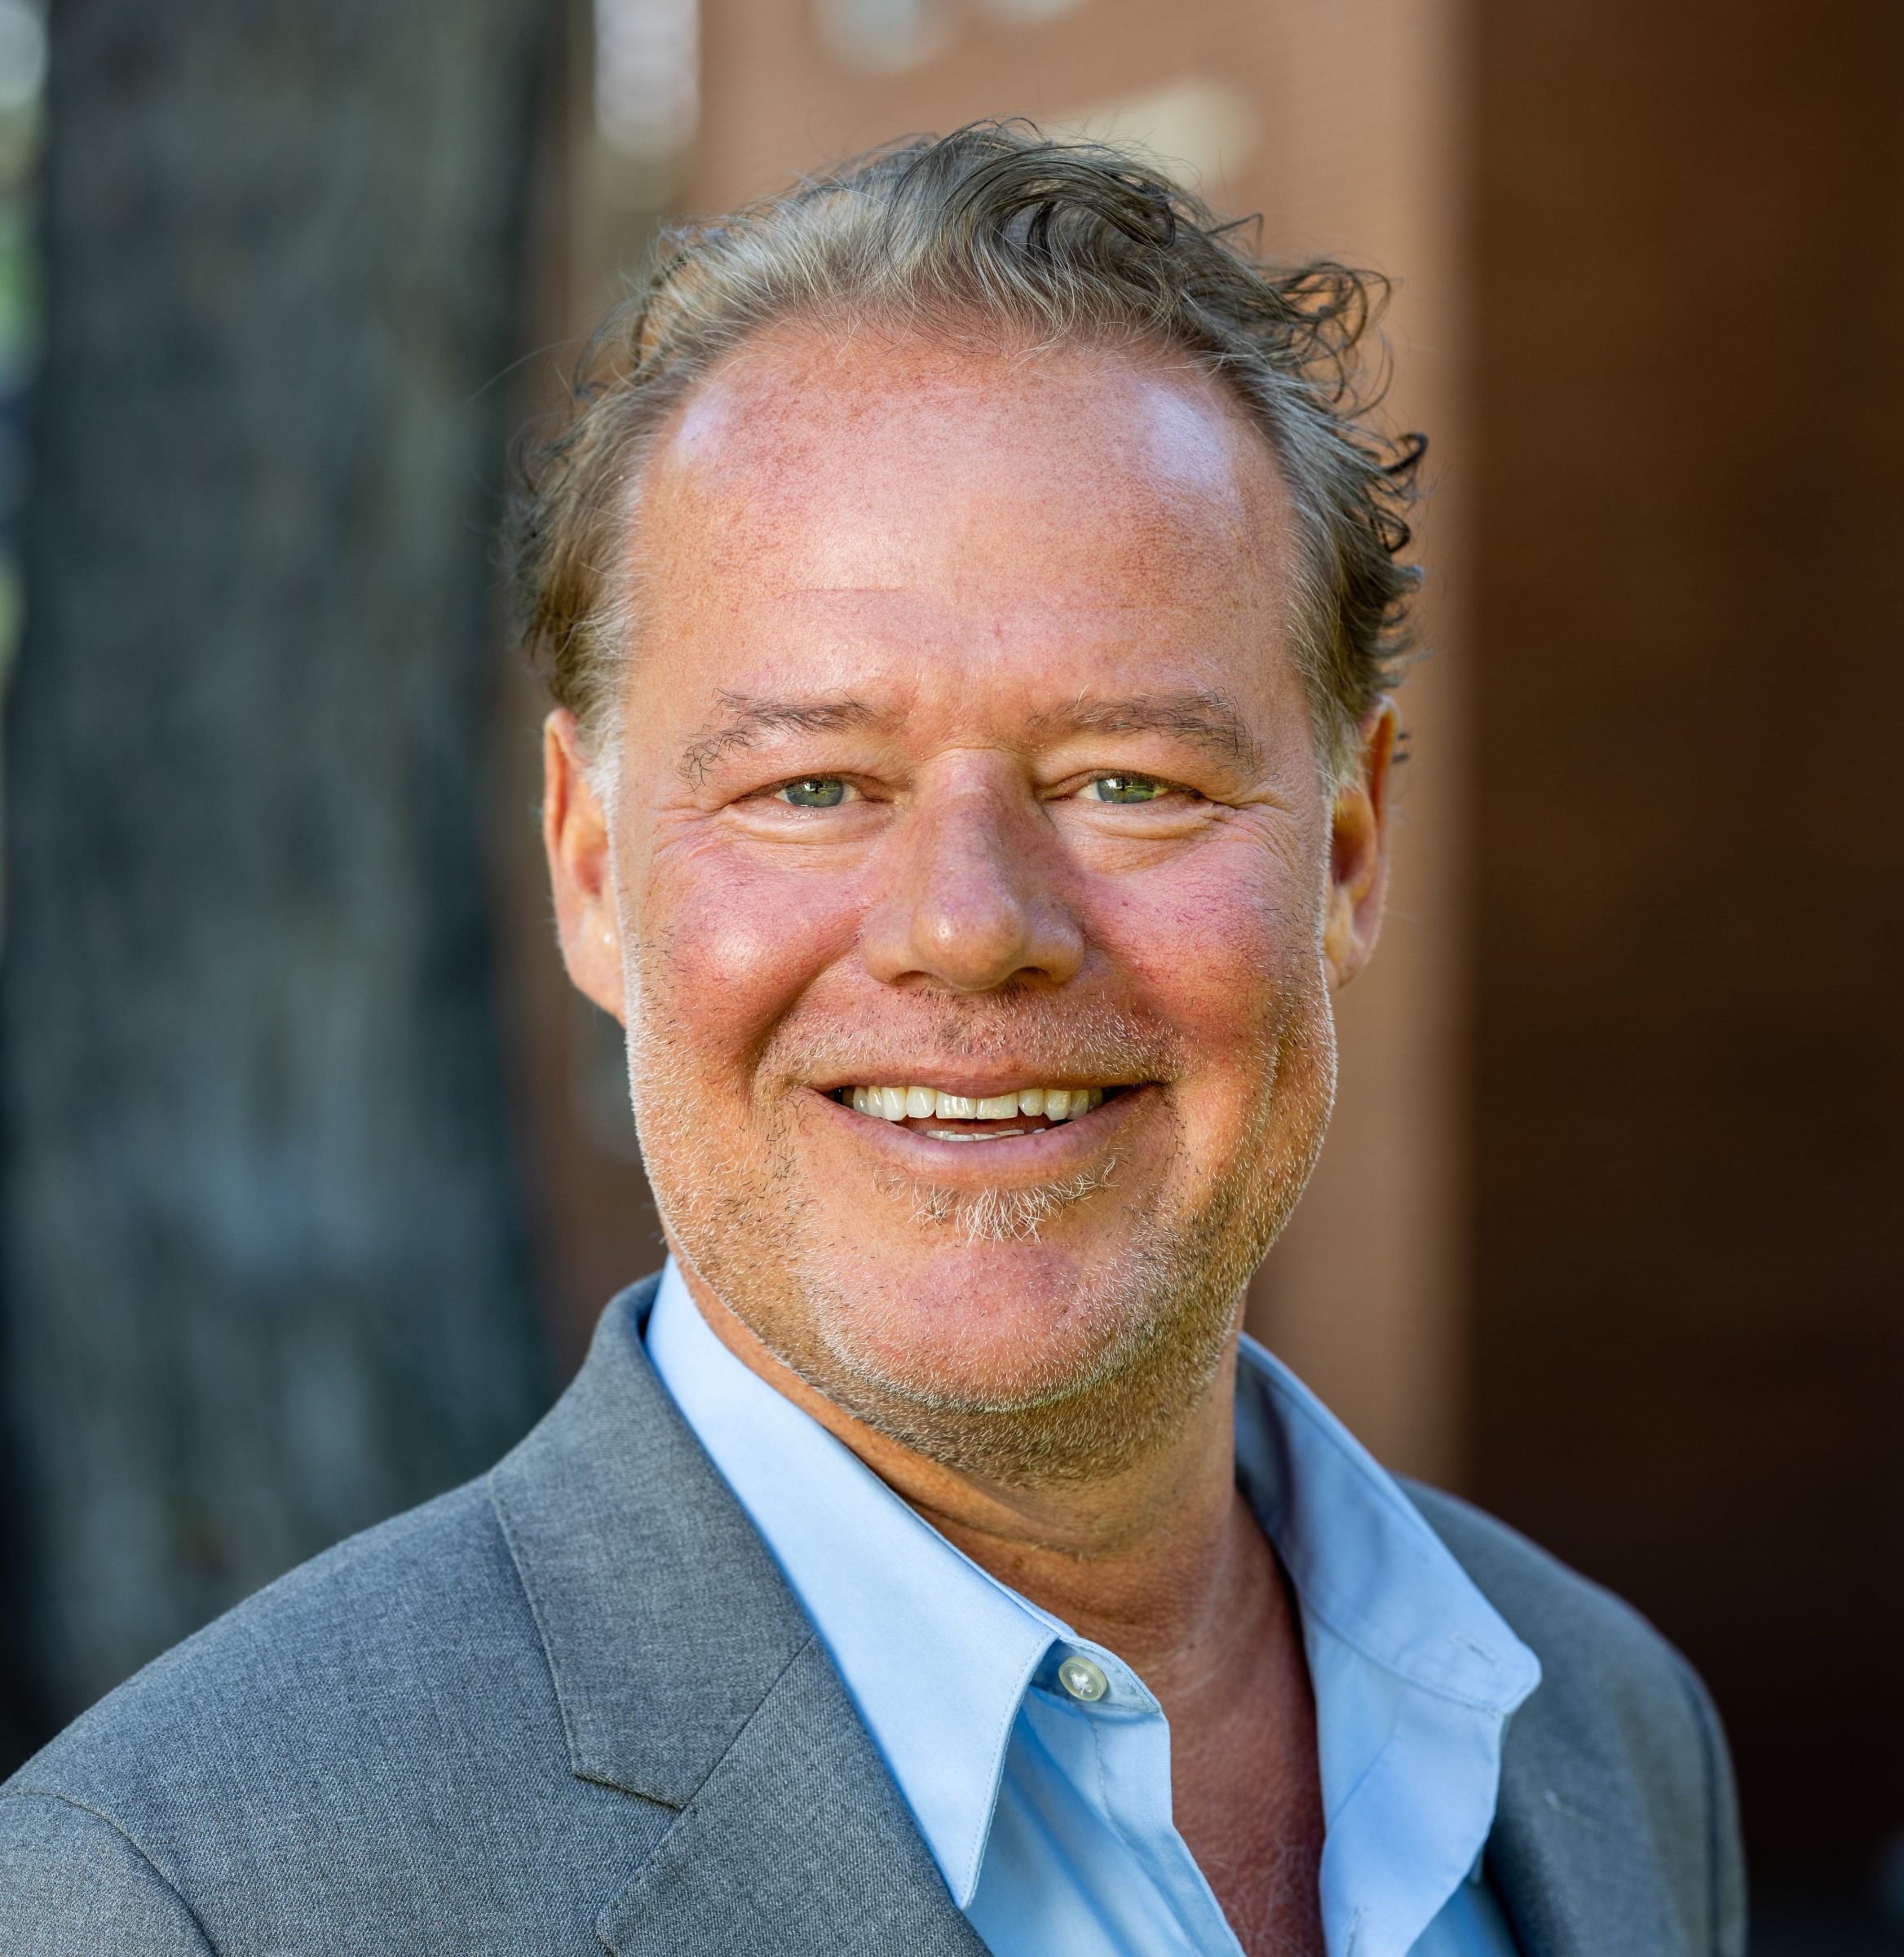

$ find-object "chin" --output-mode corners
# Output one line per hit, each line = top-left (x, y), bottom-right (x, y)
(802, 1232), (1167, 1412)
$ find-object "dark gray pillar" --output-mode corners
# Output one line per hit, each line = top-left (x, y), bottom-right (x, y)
(0, 0), (554, 1737)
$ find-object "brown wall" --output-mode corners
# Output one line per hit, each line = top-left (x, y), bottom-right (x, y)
(1469, 0), (1904, 1878)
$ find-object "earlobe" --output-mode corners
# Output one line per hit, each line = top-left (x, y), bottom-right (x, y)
(542, 710), (627, 1023)
(1322, 700), (1397, 990)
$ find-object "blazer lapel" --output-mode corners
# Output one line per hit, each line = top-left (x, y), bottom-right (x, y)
(1489, 1690), (1686, 1957)
(597, 1635), (989, 1957)
(489, 1278), (983, 1957)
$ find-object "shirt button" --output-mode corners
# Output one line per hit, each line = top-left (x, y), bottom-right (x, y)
(1058, 1654), (1109, 1703)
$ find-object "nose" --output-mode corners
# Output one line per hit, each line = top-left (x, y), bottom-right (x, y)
(859, 762), (1085, 992)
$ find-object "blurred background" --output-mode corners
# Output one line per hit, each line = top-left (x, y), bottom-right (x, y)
(0, 0), (1898, 1947)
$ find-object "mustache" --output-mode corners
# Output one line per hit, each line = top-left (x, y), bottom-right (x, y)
(749, 991), (1191, 1086)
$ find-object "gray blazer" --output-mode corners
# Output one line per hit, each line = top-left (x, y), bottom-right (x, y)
(0, 1276), (1745, 1955)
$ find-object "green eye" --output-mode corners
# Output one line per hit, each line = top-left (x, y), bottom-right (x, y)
(777, 776), (850, 808)
(1082, 774), (1168, 804)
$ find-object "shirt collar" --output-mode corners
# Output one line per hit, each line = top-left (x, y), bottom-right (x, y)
(1233, 1336), (1538, 1710)
(646, 1259), (1540, 1955)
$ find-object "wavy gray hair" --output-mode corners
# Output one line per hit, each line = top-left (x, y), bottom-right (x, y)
(511, 121), (1422, 785)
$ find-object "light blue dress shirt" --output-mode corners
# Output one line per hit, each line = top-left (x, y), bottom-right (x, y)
(647, 1260), (1540, 1957)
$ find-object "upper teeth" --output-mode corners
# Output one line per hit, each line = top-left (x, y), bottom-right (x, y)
(846, 1085), (1107, 1122)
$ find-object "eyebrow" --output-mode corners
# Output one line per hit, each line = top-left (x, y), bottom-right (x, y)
(676, 687), (1264, 783)
(1029, 692), (1264, 775)
(678, 691), (889, 783)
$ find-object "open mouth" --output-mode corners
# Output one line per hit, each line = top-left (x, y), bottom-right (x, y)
(832, 1083), (1120, 1142)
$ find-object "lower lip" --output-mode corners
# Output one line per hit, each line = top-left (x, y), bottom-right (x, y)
(811, 1086), (1149, 1173)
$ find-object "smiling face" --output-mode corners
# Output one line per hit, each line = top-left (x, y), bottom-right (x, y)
(545, 321), (1393, 1485)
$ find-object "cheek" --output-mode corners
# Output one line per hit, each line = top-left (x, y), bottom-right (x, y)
(1094, 844), (1321, 1060)
(631, 835), (860, 1076)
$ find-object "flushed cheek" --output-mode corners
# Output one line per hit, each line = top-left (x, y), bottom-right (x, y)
(633, 843), (860, 1075)
(1096, 858), (1319, 1061)
(1094, 868), (1324, 1182)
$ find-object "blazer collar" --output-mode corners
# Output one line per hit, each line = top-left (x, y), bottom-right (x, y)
(488, 1278), (986, 1957)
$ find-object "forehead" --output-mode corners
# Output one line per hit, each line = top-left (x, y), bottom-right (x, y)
(626, 321), (1304, 722)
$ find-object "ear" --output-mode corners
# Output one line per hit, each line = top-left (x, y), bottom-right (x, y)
(542, 709), (626, 1023)
(1322, 700), (1398, 991)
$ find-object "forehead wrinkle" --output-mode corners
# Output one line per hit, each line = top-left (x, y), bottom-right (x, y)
(678, 690), (889, 784)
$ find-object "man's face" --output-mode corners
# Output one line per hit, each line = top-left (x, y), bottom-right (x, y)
(547, 324), (1390, 1482)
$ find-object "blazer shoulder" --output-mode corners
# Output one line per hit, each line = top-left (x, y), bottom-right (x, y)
(3, 1478), (577, 1882)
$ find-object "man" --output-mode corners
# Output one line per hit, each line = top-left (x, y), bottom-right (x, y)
(0, 126), (1743, 1955)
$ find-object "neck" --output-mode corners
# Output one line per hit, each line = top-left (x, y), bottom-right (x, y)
(676, 1257), (1270, 1697)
